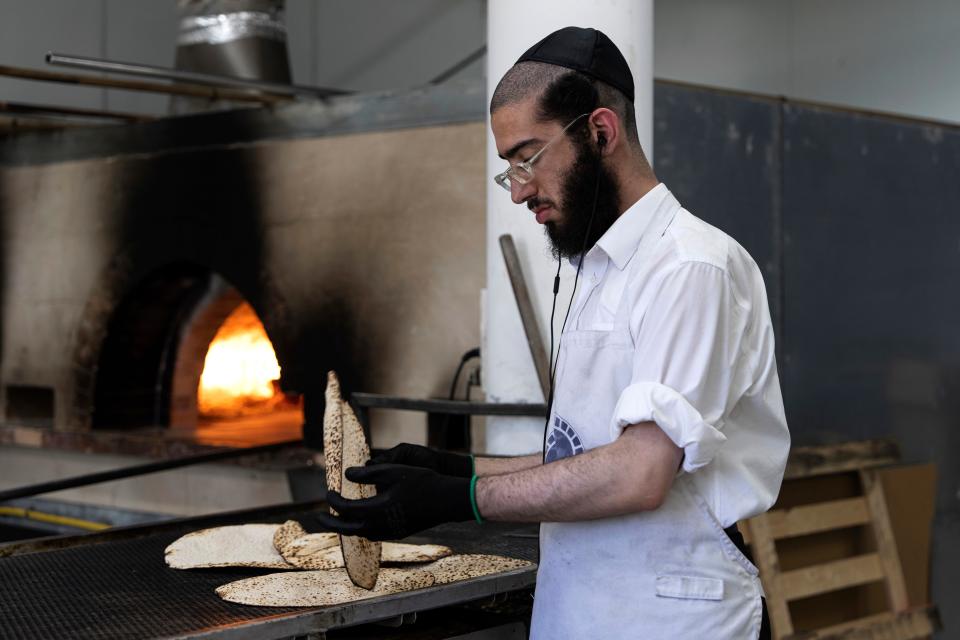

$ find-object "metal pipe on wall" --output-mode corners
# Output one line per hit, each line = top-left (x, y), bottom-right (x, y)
(0, 63), (290, 104)
(46, 52), (344, 99)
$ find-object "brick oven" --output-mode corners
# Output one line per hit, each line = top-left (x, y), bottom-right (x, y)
(0, 83), (487, 458)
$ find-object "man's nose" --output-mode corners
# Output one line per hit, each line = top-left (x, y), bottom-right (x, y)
(511, 179), (536, 205)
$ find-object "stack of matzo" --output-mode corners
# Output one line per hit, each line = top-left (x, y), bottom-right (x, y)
(164, 370), (535, 608)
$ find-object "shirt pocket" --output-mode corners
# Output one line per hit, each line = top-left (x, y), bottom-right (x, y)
(655, 575), (724, 601)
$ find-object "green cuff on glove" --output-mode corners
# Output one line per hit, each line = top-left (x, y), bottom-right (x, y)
(469, 474), (484, 524)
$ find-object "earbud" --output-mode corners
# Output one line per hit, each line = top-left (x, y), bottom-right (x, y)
(598, 134), (607, 148)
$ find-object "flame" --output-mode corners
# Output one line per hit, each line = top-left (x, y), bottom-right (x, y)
(198, 302), (282, 417)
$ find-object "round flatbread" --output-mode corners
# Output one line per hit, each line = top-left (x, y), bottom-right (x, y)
(421, 554), (535, 585)
(164, 524), (291, 570)
(339, 397), (381, 589)
(281, 541), (452, 570)
(284, 532), (340, 557)
(272, 517), (449, 571)
(283, 545), (344, 570)
(273, 520), (338, 558)
(272, 520), (307, 555)
(381, 543), (453, 564)
(322, 372), (344, 496)
(216, 567), (435, 607)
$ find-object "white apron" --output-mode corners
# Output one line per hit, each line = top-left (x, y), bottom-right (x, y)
(530, 198), (764, 639)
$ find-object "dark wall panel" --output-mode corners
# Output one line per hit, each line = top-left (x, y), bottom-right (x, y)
(782, 104), (960, 500)
(654, 82), (782, 344)
(657, 87), (960, 630)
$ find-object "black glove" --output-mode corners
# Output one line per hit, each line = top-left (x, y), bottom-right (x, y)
(370, 443), (473, 478)
(316, 464), (475, 541)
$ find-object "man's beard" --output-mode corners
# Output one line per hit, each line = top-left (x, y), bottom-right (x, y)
(542, 140), (621, 259)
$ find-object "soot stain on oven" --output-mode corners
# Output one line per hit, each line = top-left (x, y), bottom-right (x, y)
(69, 141), (367, 447)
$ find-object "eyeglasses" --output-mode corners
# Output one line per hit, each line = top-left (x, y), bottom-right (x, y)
(494, 112), (590, 192)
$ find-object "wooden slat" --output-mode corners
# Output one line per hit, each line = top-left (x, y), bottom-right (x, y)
(778, 553), (885, 601)
(860, 469), (910, 612)
(746, 443), (930, 639)
(783, 606), (940, 639)
(765, 497), (871, 539)
(747, 513), (794, 637)
(785, 439), (900, 479)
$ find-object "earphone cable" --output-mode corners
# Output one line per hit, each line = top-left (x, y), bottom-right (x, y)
(542, 257), (562, 462)
(542, 146), (604, 462)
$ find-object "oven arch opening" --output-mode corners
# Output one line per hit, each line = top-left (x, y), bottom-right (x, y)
(91, 264), (301, 445)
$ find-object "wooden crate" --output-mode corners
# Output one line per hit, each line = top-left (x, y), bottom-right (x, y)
(740, 440), (941, 639)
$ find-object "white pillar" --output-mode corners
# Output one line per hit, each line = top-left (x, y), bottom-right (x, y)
(482, 1), (654, 455)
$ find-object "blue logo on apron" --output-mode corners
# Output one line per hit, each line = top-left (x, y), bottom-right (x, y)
(545, 415), (584, 463)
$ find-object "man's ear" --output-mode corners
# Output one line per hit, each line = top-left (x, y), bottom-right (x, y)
(589, 107), (620, 154)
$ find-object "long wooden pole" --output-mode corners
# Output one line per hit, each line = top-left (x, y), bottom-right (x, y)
(499, 234), (552, 400)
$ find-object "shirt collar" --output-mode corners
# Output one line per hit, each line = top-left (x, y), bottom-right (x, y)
(579, 182), (669, 271)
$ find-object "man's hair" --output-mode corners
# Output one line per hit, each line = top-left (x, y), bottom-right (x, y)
(490, 61), (641, 149)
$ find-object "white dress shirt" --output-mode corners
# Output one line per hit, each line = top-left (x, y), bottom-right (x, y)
(568, 183), (790, 526)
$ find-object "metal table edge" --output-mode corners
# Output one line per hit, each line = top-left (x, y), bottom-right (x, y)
(172, 566), (538, 639)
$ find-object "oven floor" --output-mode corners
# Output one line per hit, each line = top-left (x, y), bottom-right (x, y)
(170, 407), (303, 447)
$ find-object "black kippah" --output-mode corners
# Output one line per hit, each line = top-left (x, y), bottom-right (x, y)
(515, 26), (634, 104)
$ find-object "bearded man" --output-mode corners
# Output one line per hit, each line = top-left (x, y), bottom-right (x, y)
(319, 27), (789, 639)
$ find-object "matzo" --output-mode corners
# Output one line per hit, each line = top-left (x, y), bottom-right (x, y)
(274, 520), (339, 559)
(339, 398), (381, 589)
(283, 545), (344, 570)
(284, 532), (339, 556)
(381, 543), (453, 564)
(422, 554), (534, 585)
(322, 371), (344, 496)
(216, 567), (435, 607)
(281, 541), (452, 570)
(164, 524), (291, 570)
(272, 520), (307, 555)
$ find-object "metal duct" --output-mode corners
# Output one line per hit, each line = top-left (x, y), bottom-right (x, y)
(172, 0), (291, 112)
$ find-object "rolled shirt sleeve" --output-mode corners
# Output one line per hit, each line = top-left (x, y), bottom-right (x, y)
(611, 260), (747, 473)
